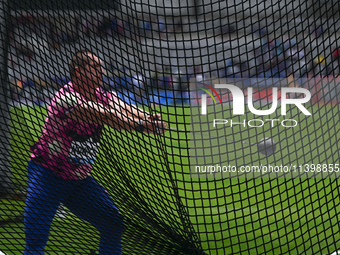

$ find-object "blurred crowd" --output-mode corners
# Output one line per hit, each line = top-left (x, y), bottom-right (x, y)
(8, 67), (191, 105)
(8, 12), (181, 66)
(219, 37), (339, 79)
(7, 12), (340, 105)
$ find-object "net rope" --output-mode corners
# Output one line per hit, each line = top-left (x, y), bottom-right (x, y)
(0, 0), (340, 254)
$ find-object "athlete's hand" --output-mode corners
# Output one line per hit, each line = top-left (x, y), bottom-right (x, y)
(145, 114), (167, 135)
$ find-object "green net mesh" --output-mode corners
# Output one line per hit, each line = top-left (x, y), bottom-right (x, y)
(0, 0), (340, 254)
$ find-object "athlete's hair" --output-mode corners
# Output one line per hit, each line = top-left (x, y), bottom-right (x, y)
(69, 49), (97, 79)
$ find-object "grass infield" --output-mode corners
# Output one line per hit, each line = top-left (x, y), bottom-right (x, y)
(1, 102), (339, 254)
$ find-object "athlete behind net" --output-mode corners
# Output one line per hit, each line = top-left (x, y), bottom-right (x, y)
(24, 49), (167, 255)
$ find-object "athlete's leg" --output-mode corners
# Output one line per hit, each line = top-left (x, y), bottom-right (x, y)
(24, 162), (65, 255)
(63, 176), (123, 255)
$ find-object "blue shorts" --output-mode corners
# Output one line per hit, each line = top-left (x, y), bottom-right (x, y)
(24, 161), (123, 255)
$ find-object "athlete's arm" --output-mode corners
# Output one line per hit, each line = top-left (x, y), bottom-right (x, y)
(106, 92), (164, 131)
(107, 92), (150, 119)
(65, 101), (166, 134)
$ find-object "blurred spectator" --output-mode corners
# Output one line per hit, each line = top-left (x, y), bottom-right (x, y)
(332, 48), (340, 61)
(151, 68), (172, 89)
(12, 18), (35, 61)
(157, 17), (166, 34)
(97, 17), (109, 37)
(82, 16), (99, 37)
(131, 73), (145, 103)
(172, 69), (189, 104)
(194, 65), (206, 82)
(116, 19), (125, 37)
(174, 19), (183, 34)
(219, 59), (241, 78)
(219, 24), (236, 36)
(309, 55), (331, 77)
(332, 48), (340, 70)
(139, 19), (152, 38)
(150, 16), (167, 38)
(9, 79), (23, 102)
(33, 77), (49, 104)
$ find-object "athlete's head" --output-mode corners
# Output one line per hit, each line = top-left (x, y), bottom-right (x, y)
(69, 49), (104, 89)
